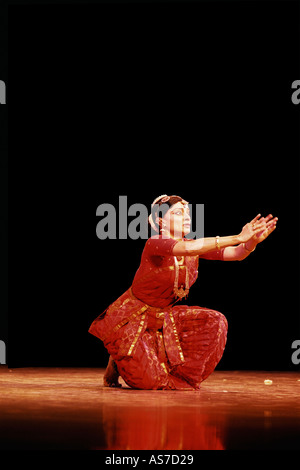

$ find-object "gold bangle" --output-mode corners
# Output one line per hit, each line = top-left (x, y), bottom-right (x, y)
(215, 236), (220, 250)
(243, 242), (256, 253)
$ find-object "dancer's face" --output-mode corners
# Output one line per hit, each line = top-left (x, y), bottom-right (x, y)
(161, 202), (191, 239)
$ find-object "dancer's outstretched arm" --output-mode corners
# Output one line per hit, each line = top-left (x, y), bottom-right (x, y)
(173, 214), (267, 257)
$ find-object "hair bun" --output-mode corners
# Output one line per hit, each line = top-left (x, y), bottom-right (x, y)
(151, 195), (169, 207)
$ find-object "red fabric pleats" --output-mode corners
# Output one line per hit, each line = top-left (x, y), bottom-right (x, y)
(89, 289), (227, 390)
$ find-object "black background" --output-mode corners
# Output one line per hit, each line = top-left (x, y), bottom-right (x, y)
(5, 0), (300, 371)
(0, 4), (8, 357)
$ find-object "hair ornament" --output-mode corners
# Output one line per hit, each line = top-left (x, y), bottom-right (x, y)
(151, 195), (168, 207)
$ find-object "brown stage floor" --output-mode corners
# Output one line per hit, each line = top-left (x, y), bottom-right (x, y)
(0, 367), (299, 450)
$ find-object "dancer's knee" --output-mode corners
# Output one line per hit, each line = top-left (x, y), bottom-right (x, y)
(214, 310), (228, 330)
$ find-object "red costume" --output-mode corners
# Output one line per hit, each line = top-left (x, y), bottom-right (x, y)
(89, 236), (228, 390)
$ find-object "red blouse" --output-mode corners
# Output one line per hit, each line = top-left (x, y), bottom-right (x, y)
(131, 236), (223, 309)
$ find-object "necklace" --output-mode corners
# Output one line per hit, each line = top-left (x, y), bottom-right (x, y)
(173, 256), (189, 300)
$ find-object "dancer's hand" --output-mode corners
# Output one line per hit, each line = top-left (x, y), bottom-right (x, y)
(251, 214), (278, 244)
(238, 214), (267, 243)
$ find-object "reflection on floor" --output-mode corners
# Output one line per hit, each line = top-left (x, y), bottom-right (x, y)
(0, 367), (299, 450)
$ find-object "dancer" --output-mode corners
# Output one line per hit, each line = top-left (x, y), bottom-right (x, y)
(89, 195), (277, 390)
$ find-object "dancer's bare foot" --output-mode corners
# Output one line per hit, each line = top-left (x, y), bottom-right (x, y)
(103, 356), (122, 388)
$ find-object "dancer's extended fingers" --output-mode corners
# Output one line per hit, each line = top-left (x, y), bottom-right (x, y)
(264, 214), (273, 223)
(253, 219), (266, 228)
(266, 217), (278, 228)
(250, 213), (262, 224)
(267, 224), (277, 235)
(268, 220), (277, 231)
(253, 221), (267, 233)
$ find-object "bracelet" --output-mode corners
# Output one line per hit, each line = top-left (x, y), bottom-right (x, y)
(215, 236), (220, 250)
(243, 242), (256, 253)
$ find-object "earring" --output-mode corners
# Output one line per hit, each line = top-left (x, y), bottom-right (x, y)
(160, 222), (167, 234)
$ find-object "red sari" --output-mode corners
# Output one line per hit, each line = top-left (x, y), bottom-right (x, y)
(89, 236), (228, 390)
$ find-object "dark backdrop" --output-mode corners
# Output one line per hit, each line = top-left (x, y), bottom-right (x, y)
(8, 0), (300, 370)
(0, 4), (8, 357)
